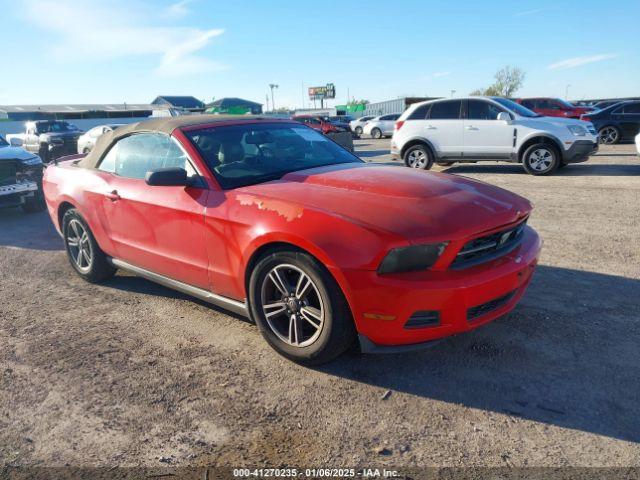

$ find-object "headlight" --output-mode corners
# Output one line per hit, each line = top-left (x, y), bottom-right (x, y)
(567, 125), (587, 136)
(377, 243), (448, 274)
(21, 156), (43, 166)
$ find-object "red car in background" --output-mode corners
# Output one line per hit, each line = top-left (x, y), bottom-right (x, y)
(291, 115), (347, 134)
(515, 97), (593, 119)
(43, 115), (541, 365)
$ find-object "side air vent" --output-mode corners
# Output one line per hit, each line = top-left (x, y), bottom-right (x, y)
(467, 290), (517, 322)
(404, 311), (440, 329)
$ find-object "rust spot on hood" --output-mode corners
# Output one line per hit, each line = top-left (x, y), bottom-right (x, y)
(236, 194), (303, 222)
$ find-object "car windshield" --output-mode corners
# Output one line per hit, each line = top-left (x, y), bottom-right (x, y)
(185, 123), (363, 189)
(37, 121), (76, 133)
(556, 98), (576, 109)
(0, 136), (8, 147)
(491, 97), (540, 117)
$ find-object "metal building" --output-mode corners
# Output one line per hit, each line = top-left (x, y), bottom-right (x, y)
(364, 97), (439, 117)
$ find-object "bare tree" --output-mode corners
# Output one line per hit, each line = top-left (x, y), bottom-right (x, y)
(470, 66), (525, 97)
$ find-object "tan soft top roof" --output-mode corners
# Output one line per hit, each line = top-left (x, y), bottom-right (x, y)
(77, 114), (277, 169)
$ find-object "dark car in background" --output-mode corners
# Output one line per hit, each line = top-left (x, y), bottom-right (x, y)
(0, 135), (45, 213)
(515, 97), (593, 119)
(581, 101), (640, 144)
(6, 120), (83, 163)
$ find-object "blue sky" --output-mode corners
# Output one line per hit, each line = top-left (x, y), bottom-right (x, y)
(1, 0), (639, 107)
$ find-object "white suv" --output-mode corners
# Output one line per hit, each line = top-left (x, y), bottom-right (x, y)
(363, 114), (401, 139)
(391, 97), (598, 175)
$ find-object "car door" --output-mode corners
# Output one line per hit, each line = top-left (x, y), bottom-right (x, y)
(422, 100), (464, 158)
(462, 99), (514, 158)
(615, 102), (640, 138)
(24, 124), (40, 153)
(379, 114), (399, 135)
(97, 132), (210, 288)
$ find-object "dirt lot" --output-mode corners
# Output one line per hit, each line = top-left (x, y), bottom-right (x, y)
(1, 141), (639, 471)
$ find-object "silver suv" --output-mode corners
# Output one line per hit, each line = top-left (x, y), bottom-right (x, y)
(391, 97), (598, 175)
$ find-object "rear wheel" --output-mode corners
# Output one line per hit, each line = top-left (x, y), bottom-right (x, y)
(522, 143), (560, 176)
(355, 126), (363, 135)
(404, 144), (434, 170)
(598, 126), (620, 144)
(371, 128), (382, 139)
(62, 208), (116, 283)
(248, 249), (355, 365)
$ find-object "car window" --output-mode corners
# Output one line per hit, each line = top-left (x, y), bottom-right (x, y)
(428, 100), (462, 120)
(467, 100), (504, 120)
(521, 100), (535, 109)
(98, 133), (196, 180)
(185, 123), (362, 190)
(622, 103), (640, 114)
(408, 104), (430, 120)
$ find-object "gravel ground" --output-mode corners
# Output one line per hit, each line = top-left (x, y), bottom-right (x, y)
(1, 141), (639, 472)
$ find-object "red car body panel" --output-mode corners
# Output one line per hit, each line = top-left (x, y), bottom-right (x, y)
(43, 119), (542, 349)
(291, 115), (339, 134)
(515, 97), (593, 119)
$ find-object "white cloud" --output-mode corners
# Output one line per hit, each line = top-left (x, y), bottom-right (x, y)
(21, 0), (225, 77)
(165, 0), (192, 18)
(547, 54), (619, 70)
(432, 71), (451, 78)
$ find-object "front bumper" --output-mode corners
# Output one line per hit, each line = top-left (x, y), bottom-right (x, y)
(0, 181), (38, 208)
(344, 226), (542, 349)
(562, 140), (598, 164)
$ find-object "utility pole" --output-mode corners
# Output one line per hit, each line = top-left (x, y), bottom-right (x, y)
(450, 89), (456, 98)
(565, 84), (571, 100)
(265, 94), (270, 113)
(269, 83), (278, 112)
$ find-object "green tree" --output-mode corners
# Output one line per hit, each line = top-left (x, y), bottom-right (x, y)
(348, 99), (369, 105)
(471, 66), (525, 97)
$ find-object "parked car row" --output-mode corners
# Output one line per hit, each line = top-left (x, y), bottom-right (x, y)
(580, 100), (640, 144)
(390, 96), (599, 176)
(6, 120), (83, 163)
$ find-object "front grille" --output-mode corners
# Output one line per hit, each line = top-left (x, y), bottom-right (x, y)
(467, 290), (517, 322)
(452, 219), (527, 269)
(404, 311), (439, 329)
(0, 162), (18, 186)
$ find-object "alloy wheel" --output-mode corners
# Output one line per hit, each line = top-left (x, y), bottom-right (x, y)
(260, 264), (324, 348)
(66, 219), (93, 273)
(528, 148), (554, 172)
(599, 127), (619, 144)
(407, 149), (428, 168)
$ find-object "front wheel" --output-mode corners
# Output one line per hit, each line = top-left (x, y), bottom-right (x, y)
(62, 208), (116, 283)
(598, 126), (620, 144)
(22, 185), (46, 213)
(522, 144), (560, 176)
(248, 249), (355, 365)
(404, 144), (434, 170)
(371, 128), (382, 139)
(355, 126), (363, 135)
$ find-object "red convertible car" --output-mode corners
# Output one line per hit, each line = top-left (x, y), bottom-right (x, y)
(43, 116), (541, 364)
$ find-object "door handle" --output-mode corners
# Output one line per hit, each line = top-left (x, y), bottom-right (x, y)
(466, 126), (479, 130)
(105, 190), (121, 201)
(426, 125), (437, 130)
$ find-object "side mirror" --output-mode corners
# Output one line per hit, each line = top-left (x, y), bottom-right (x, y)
(9, 137), (23, 147)
(145, 167), (188, 187)
(497, 112), (512, 123)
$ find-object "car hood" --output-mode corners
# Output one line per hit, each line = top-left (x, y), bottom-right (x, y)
(42, 131), (82, 139)
(526, 116), (591, 128)
(0, 145), (39, 162)
(235, 163), (531, 242)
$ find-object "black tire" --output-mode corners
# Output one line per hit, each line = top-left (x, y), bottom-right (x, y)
(62, 208), (116, 283)
(248, 249), (355, 365)
(38, 143), (49, 164)
(436, 161), (454, 167)
(521, 143), (560, 176)
(21, 186), (46, 213)
(371, 128), (382, 139)
(403, 144), (434, 170)
(355, 126), (363, 135)
(83, 147), (91, 154)
(598, 125), (621, 145)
